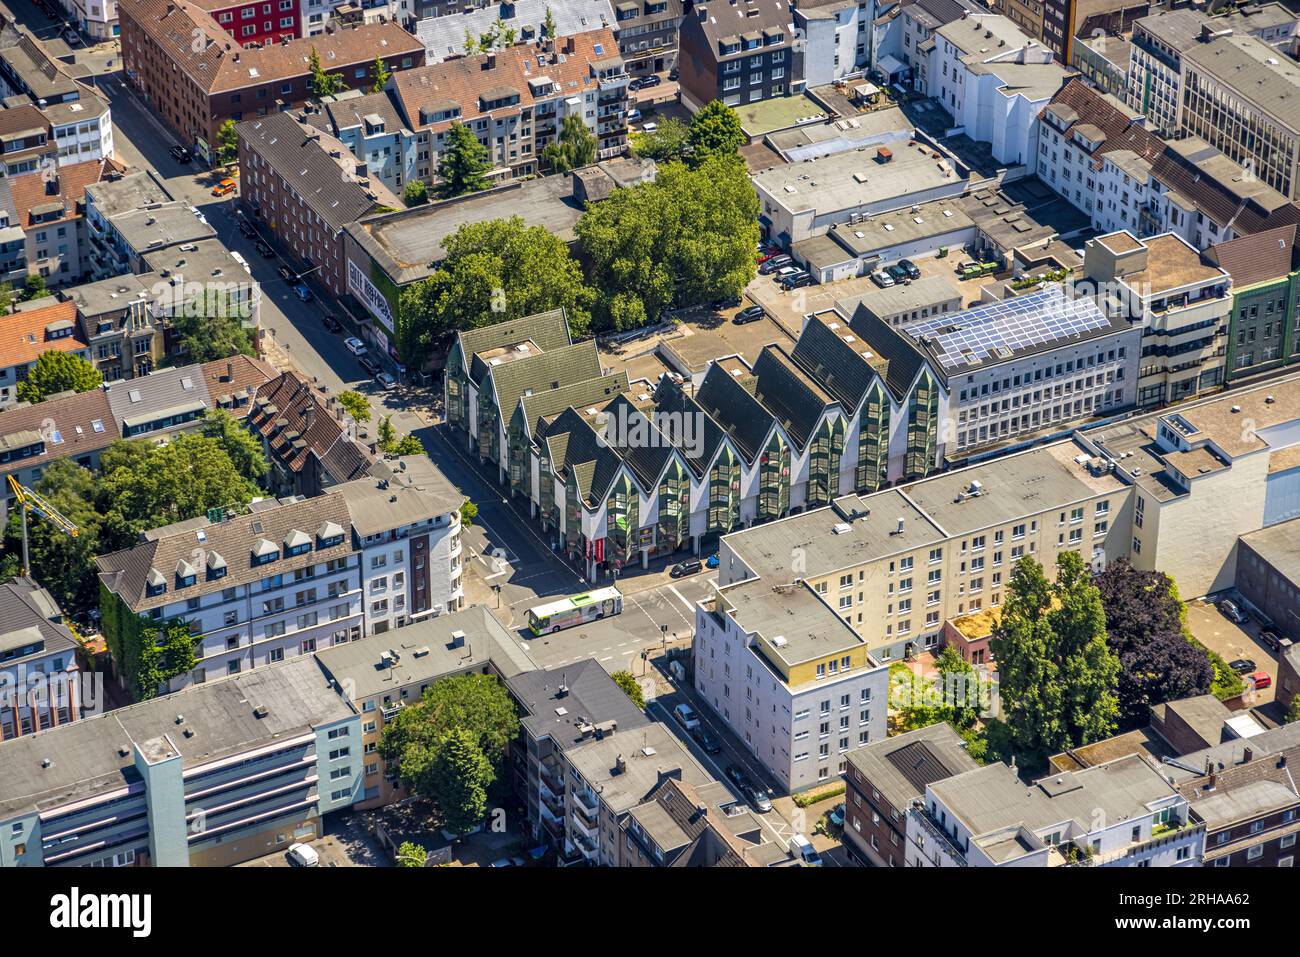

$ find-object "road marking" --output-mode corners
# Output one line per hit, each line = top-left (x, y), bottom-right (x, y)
(668, 585), (698, 614)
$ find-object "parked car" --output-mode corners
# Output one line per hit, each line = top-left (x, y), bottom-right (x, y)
(641, 121), (658, 133)
(870, 269), (895, 288)
(626, 108), (642, 123)
(724, 765), (750, 789)
(286, 843), (319, 867)
(790, 833), (822, 866)
(627, 77), (643, 92)
(773, 265), (800, 283)
(343, 336), (368, 356)
(748, 786), (773, 813)
(641, 74), (662, 88)
(673, 702), (700, 731)
(62, 28), (82, 46)
(1259, 629), (1283, 653)
(829, 803), (846, 827)
(321, 313), (343, 333)
(277, 264), (295, 282)
(759, 255), (793, 276)
(375, 371), (396, 390)
(212, 177), (237, 196)
(1218, 598), (1248, 624)
(690, 724), (722, 754)
(168, 145), (192, 163)
(358, 356), (380, 377)
(781, 271), (813, 290)
(489, 856), (527, 867)
(734, 304), (765, 324)
(1229, 658), (1257, 675)
(256, 241), (275, 258)
(670, 558), (702, 578)
(293, 282), (313, 302)
(885, 263), (910, 284)
(898, 258), (922, 280)
(668, 67), (678, 81)
(705, 553), (719, 568)
(1250, 671), (1272, 690)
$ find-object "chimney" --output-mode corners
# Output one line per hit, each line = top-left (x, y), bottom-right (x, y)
(614, 754), (627, 775)
(486, 51), (496, 68)
(305, 404), (316, 430)
(225, 360), (234, 382)
(1242, 747), (1254, 764)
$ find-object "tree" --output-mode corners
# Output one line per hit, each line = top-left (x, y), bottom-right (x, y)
(377, 414), (396, 451)
(23, 274), (48, 301)
(541, 113), (596, 173)
(201, 408), (269, 481)
(337, 389), (371, 424)
(459, 500), (478, 527)
(1288, 695), (1300, 724)
(686, 100), (745, 164)
(15, 351), (101, 404)
(0, 281), (13, 314)
(371, 57), (391, 94)
(396, 841), (427, 867)
(396, 217), (592, 366)
(631, 117), (690, 162)
(308, 46), (345, 98)
(577, 154), (759, 331)
(890, 648), (983, 734)
(612, 671), (645, 709)
(216, 119), (239, 167)
(428, 729), (493, 834)
(393, 434), (425, 456)
(543, 6), (556, 38)
(403, 178), (429, 207)
(1096, 558), (1213, 726)
(990, 553), (1121, 769)
(99, 434), (260, 547)
(436, 122), (492, 199)
(166, 290), (255, 364)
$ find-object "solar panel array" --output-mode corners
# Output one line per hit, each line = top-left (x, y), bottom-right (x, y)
(903, 288), (1111, 371)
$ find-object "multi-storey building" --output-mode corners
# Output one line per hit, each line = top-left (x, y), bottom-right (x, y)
(871, 0), (979, 95)
(0, 389), (118, 517)
(677, 0), (799, 112)
(0, 656), (361, 867)
(1207, 225), (1300, 384)
(906, 753), (1204, 866)
(795, 0), (873, 87)
(237, 111), (379, 299)
(621, 775), (792, 866)
(0, 301), (90, 409)
(0, 105), (55, 178)
(62, 274), (166, 382)
(0, 577), (83, 742)
(842, 723), (979, 867)
(300, 91), (417, 196)
(391, 30), (628, 188)
(119, 0), (424, 159)
(890, 284), (1140, 458)
(0, 158), (120, 286)
(314, 605), (534, 808)
(1084, 230), (1232, 406)
(195, 0), (303, 47)
(83, 170), (174, 282)
(695, 574), (890, 792)
(59, 0), (122, 40)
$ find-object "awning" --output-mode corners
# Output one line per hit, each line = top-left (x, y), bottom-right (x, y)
(878, 55), (905, 78)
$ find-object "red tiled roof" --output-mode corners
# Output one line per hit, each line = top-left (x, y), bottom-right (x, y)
(0, 301), (87, 369)
(4, 158), (116, 228)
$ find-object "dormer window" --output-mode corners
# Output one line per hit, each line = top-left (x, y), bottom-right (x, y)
(146, 568), (167, 597)
(284, 529), (312, 557)
(317, 520), (345, 549)
(206, 550), (228, 581)
(252, 538), (280, 566)
(175, 559), (197, 588)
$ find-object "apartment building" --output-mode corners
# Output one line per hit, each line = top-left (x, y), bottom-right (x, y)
(391, 30), (628, 188)
(300, 91), (416, 196)
(62, 274), (166, 382)
(895, 284), (1140, 458)
(1179, 30), (1300, 201)
(0, 577), (83, 742)
(930, 14), (1069, 167)
(695, 575), (890, 792)
(0, 301), (90, 409)
(0, 23), (114, 165)
(118, 0), (424, 158)
(0, 390), (118, 516)
(0, 158), (120, 287)
(0, 105), (55, 178)
(198, 0), (304, 47)
(1084, 230), (1232, 406)
(842, 723), (979, 867)
(1207, 225), (1300, 384)
(60, 0), (122, 40)
(237, 111), (379, 298)
(622, 776), (792, 866)
(872, 0), (979, 95)
(677, 0), (799, 112)
(1236, 517), (1300, 649)
(314, 605), (535, 808)
(83, 170), (173, 282)
(0, 656), (361, 867)
(906, 753), (1204, 866)
(1036, 80), (1300, 251)
(795, 0), (873, 87)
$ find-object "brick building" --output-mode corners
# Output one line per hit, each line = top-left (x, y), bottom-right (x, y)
(119, 0), (424, 160)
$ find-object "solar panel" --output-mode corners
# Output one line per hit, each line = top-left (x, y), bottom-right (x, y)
(903, 287), (1110, 371)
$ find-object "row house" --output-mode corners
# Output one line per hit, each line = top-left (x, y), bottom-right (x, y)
(677, 0), (799, 112)
(1175, 745), (1299, 868)
(62, 273), (166, 382)
(198, 0), (303, 47)
(0, 105), (55, 178)
(0, 656), (361, 867)
(0, 577), (83, 742)
(390, 30), (628, 188)
(0, 301), (90, 409)
(118, 0), (424, 159)
(300, 91), (418, 196)
(1206, 224), (1300, 386)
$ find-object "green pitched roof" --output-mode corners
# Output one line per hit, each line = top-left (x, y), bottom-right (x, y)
(751, 344), (838, 450)
(789, 316), (887, 413)
(458, 308), (573, 386)
(484, 339), (603, 429)
(847, 305), (932, 401)
(517, 371), (631, 444)
(693, 362), (774, 463)
(652, 376), (728, 478)
(540, 406), (626, 506)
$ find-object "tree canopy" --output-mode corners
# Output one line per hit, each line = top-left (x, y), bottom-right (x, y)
(686, 101), (745, 165)
(201, 407), (269, 482)
(428, 728), (493, 834)
(631, 117), (690, 162)
(216, 119), (239, 166)
(403, 178), (429, 207)
(309, 46), (345, 97)
(336, 390), (371, 424)
(576, 154), (759, 331)
(989, 552), (1121, 769)
(396, 217), (592, 365)
(16, 351), (101, 404)
(612, 671), (645, 709)
(166, 291), (255, 364)
(436, 122), (492, 198)
(542, 114), (597, 173)
(1096, 558), (1213, 726)
(371, 57), (392, 94)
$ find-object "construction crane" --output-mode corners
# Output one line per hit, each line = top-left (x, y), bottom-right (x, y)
(7, 475), (78, 578)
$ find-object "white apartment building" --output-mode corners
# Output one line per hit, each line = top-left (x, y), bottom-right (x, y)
(900, 285), (1140, 458)
(796, 0), (873, 87)
(694, 576), (889, 792)
(906, 754), (1205, 867)
(97, 458), (464, 694)
(59, 0), (120, 39)
(0, 578), (83, 742)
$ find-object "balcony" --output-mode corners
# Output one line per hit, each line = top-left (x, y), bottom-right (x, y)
(908, 802), (969, 866)
(571, 830), (598, 860)
(574, 787), (598, 816)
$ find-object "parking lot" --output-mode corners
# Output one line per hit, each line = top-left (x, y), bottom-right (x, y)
(1185, 599), (1279, 704)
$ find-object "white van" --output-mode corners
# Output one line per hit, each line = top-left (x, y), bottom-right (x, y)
(673, 702), (700, 731)
(790, 834), (822, 867)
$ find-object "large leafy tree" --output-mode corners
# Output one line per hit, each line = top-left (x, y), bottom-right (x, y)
(990, 552), (1120, 769)
(542, 113), (597, 173)
(403, 178), (429, 207)
(631, 117), (690, 162)
(1096, 558), (1213, 726)
(216, 119), (239, 166)
(436, 122), (492, 198)
(890, 647), (983, 734)
(201, 408), (269, 481)
(99, 434), (260, 547)
(686, 100), (745, 165)
(166, 291), (255, 364)
(16, 351), (101, 404)
(397, 217), (592, 365)
(428, 729), (493, 834)
(336, 389), (371, 423)
(379, 673), (520, 775)
(577, 153), (759, 331)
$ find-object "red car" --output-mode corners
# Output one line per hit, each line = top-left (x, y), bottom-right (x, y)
(756, 243), (783, 265)
(1250, 671), (1272, 690)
